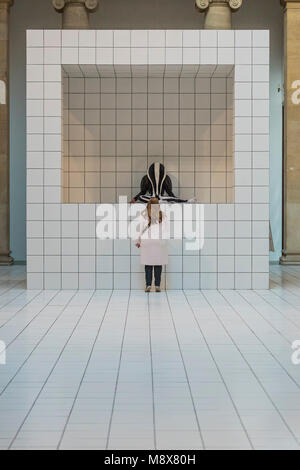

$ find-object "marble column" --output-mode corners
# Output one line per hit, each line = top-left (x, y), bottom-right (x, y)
(195, 0), (242, 29)
(280, 0), (300, 264)
(0, 0), (13, 265)
(52, 0), (99, 29)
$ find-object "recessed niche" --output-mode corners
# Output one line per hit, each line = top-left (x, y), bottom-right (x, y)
(62, 64), (234, 204)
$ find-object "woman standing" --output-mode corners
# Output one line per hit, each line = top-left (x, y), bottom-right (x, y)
(136, 198), (169, 293)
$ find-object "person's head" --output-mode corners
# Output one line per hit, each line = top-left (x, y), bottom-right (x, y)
(146, 198), (162, 226)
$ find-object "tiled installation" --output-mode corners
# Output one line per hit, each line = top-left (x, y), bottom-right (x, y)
(62, 69), (234, 204)
(26, 29), (270, 290)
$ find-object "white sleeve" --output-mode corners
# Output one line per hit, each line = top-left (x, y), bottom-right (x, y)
(136, 215), (146, 244)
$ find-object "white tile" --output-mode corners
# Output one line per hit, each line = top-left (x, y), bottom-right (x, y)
(218, 48), (234, 64)
(253, 30), (270, 48)
(27, 202), (43, 219)
(218, 31), (234, 48)
(27, 65), (43, 82)
(166, 30), (182, 47)
(131, 30), (148, 47)
(62, 30), (79, 47)
(235, 83), (251, 100)
(96, 272), (113, 289)
(62, 48), (78, 64)
(183, 273), (200, 289)
(201, 30), (217, 48)
(252, 272), (269, 289)
(27, 30), (44, 47)
(235, 100), (252, 117)
(27, 48), (43, 65)
(166, 48), (182, 65)
(27, 134), (43, 152)
(235, 31), (252, 48)
(252, 204), (269, 221)
(183, 48), (199, 65)
(96, 47), (114, 64)
(149, 48), (165, 64)
(235, 221), (251, 238)
(234, 65), (252, 82)
(79, 48), (96, 64)
(45, 82), (61, 100)
(252, 256), (269, 273)
(79, 272), (96, 289)
(253, 135), (269, 152)
(114, 30), (131, 47)
(235, 187), (252, 204)
(62, 272), (78, 289)
(44, 135), (61, 152)
(131, 48), (148, 65)
(27, 273), (44, 289)
(235, 273), (252, 289)
(252, 221), (269, 238)
(201, 48), (217, 65)
(79, 30), (96, 47)
(235, 48), (252, 65)
(44, 30), (61, 47)
(253, 100), (269, 117)
(200, 272), (217, 289)
(253, 83), (269, 100)
(218, 256), (234, 273)
(235, 135), (251, 152)
(183, 30), (199, 47)
(114, 48), (130, 64)
(149, 30), (165, 47)
(218, 273), (234, 289)
(97, 30), (113, 47)
(253, 169), (269, 185)
(44, 47), (61, 64)
(253, 65), (269, 82)
(114, 272), (130, 289)
(253, 48), (269, 65)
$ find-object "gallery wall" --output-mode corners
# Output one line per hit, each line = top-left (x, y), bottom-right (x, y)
(9, 0), (283, 262)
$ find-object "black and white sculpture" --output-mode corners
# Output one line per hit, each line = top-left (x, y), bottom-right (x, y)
(131, 162), (196, 204)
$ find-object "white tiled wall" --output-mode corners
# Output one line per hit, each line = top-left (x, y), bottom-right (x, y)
(62, 70), (234, 204)
(26, 29), (270, 290)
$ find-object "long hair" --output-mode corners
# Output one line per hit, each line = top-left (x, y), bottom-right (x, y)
(146, 198), (163, 227)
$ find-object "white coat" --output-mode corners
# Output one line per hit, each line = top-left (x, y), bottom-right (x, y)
(137, 213), (169, 266)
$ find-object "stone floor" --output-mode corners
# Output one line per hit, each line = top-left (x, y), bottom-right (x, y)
(0, 264), (300, 450)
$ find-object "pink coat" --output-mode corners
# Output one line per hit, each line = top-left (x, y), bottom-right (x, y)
(137, 214), (169, 266)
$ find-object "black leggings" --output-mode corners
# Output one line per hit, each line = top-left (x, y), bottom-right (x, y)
(145, 265), (163, 287)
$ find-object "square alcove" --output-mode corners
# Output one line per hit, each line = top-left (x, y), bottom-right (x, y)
(62, 64), (234, 204)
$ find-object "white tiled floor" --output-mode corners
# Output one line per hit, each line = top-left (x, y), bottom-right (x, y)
(0, 264), (300, 450)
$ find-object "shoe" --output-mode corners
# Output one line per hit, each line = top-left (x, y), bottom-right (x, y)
(155, 287), (161, 293)
(145, 286), (151, 293)
(188, 198), (197, 204)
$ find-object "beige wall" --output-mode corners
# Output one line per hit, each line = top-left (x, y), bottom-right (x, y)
(10, 0), (283, 261)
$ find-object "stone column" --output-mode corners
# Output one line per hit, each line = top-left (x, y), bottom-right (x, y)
(280, 0), (300, 264)
(0, 0), (13, 265)
(195, 0), (242, 29)
(52, 0), (99, 29)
